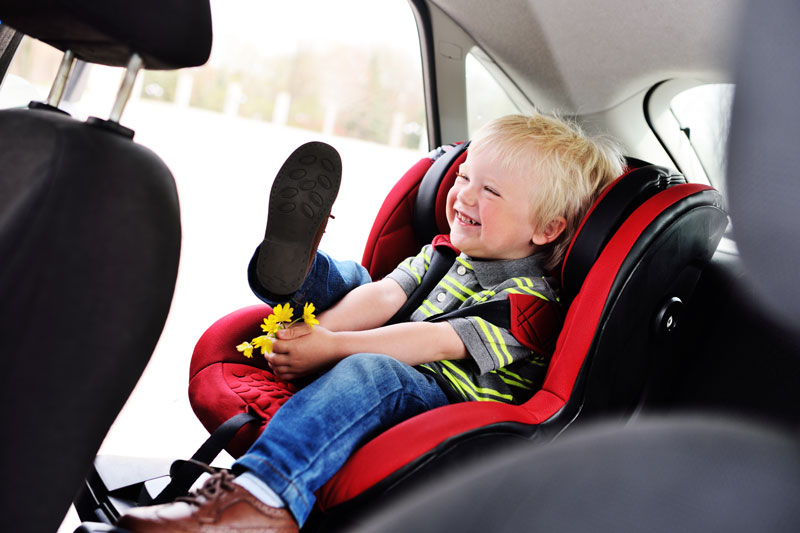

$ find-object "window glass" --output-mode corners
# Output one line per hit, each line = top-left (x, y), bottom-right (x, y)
(0, 35), (62, 107)
(1, 0), (426, 462)
(465, 49), (519, 136)
(669, 84), (734, 195)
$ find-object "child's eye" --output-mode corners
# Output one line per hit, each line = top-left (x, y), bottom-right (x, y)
(456, 172), (469, 182)
(485, 186), (500, 196)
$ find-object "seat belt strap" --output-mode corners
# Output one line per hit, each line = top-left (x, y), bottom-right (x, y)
(146, 411), (261, 505)
(385, 236), (562, 355)
(385, 243), (457, 325)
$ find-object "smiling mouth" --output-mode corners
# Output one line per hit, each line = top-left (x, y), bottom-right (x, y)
(456, 211), (481, 226)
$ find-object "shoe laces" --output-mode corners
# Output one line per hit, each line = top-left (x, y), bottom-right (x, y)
(175, 463), (237, 505)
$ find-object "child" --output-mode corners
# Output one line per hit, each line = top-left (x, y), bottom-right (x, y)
(119, 114), (624, 532)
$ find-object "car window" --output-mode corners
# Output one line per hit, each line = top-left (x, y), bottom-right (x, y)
(1, 0), (427, 462)
(669, 84), (734, 196)
(465, 48), (520, 137)
(2, 0), (426, 260)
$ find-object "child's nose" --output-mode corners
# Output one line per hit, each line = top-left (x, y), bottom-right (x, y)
(457, 183), (477, 205)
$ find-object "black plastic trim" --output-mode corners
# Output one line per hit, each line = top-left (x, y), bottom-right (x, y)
(562, 165), (686, 298)
(408, 0), (440, 148)
(570, 190), (727, 419)
(643, 80), (684, 175)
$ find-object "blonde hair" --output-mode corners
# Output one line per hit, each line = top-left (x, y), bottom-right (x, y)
(469, 114), (625, 271)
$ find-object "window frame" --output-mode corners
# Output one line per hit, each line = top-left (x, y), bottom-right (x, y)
(645, 78), (734, 187)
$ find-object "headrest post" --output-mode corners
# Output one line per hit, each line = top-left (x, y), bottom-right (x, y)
(46, 50), (75, 108)
(109, 53), (143, 124)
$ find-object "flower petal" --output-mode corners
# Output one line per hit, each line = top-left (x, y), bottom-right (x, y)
(302, 302), (318, 329)
(236, 341), (254, 359)
(272, 303), (294, 324)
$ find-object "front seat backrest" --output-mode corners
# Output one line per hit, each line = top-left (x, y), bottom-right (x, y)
(0, 2), (211, 531)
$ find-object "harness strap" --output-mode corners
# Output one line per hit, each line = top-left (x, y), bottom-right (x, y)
(389, 237), (562, 356)
(385, 242), (457, 325)
(145, 411), (261, 505)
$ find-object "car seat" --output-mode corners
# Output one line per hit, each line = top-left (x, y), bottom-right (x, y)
(345, 2), (800, 531)
(186, 142), (728, 528)
(0, 2), (211, 532)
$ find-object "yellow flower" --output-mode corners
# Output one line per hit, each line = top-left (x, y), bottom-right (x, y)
(260, 314), (280, 334)
(236, 341), (254, 359)
(271, 303), (294, 324)
(235, 302), (318, 360)
(302, 302), (319, 329)
(251, 335), (273, 355)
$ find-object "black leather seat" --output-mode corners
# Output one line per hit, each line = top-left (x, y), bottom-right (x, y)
(0, 2), (211, 531)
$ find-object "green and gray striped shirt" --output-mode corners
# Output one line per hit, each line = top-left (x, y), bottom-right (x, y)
(386, 244), (560, 404)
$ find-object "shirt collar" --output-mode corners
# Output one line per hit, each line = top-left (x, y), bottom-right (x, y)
(463, 252), (548, 287)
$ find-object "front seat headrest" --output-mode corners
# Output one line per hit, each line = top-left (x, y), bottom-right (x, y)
(727, 0), (800, 333)
(0, 0), (212, 69)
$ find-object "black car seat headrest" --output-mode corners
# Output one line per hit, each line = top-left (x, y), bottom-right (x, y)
(728, 0), (800, 333)
(409, 146), (686, 298)
(412, 141), (470, 245)
(0, 0), (212, 69)
(561, 164), (686, 297)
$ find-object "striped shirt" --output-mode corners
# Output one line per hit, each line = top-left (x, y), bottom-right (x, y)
(385, 244), (560, 404)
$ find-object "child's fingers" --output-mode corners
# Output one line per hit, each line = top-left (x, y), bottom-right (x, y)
(268, 352), (286, 365)
(272, 363), (300, 381)
(276, 323), (312, 339)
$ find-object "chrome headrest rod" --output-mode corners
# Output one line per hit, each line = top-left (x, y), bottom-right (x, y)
(109, 53), (143, 124)
(46, 49), (75, 108)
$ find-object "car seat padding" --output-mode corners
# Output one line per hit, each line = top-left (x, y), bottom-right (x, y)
(316, 183), (723, 511)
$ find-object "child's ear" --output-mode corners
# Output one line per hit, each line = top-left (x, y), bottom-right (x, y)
(532, 216), (567, 245)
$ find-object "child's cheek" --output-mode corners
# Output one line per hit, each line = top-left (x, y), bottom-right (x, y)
(445, 190), (458, 226)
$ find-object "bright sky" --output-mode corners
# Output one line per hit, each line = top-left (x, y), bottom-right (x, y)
(207, 0), (420, 66)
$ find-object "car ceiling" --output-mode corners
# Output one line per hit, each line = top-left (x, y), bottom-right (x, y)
(429, 0), (745, 115)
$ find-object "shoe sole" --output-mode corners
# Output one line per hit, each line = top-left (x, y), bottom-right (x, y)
(257, 141), (342, 296)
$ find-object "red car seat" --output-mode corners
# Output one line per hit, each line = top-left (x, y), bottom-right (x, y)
(187, 144), (728, 527)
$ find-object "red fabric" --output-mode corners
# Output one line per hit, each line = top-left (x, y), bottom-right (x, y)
(190, 305), (273, 375)
(361, 157), (433, 279)
(317, 183), (712, 510)
(508, 293), (562, 355)
(431, 233), (460, 254)
(361, 147), (466, 278)
(316, 397), (553, 508)
(188, 304), (298, 457)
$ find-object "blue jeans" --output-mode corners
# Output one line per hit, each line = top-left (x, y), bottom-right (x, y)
(233, 354), (450, 525)
(248, 247), (372, 311)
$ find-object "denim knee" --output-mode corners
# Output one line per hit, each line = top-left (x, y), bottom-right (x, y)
(335, 352), (396, 373)
(331, 353), (409, 386)
(329, 353), (447, 407)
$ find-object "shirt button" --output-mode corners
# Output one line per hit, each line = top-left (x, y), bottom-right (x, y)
(457, 266), (467, 276)
(436, 292), (446, 302)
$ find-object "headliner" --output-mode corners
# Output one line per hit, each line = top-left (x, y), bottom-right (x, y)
(430, 0), (744, 114)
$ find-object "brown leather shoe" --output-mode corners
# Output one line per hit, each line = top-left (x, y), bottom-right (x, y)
(256, 141), (342, 298)
(116, 470), (298, 532)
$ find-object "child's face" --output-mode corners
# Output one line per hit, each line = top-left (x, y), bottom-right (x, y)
(446, 149), (543, 260)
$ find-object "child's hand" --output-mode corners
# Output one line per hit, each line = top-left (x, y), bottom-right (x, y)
(266, 325), (341, 380)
